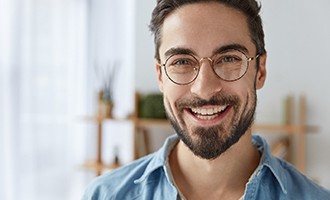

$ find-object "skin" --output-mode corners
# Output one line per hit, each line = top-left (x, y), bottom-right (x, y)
(156, 2), (267, 200)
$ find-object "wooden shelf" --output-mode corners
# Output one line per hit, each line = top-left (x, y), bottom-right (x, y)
(135, 118), (169, 126)
(82, 115), (128, 123)
(252, 124), (318, 135)
(82, 161), (120, 173)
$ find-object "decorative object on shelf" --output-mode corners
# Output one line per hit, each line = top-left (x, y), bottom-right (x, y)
(98, 90), (113, 118)
(110, 146), (121, 169)
(95, 61), (119, 118)
(138, 93), (167, 119)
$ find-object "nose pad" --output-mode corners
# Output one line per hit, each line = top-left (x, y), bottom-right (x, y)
(197, 57), (214, 77)
(198, 57), (217, 78)
(199, 57), (213, 64)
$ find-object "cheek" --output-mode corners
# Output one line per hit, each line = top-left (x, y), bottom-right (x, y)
(226, 76), (256, 107)
(162, 81), (188, 111)
(246, 67), (259, 88)
(237, 82), (257, 114)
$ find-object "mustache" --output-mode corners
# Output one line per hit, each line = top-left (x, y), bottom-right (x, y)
(176, 93), (240, 111)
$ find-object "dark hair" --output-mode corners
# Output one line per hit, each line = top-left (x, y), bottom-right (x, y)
(149, 0), (266, 62)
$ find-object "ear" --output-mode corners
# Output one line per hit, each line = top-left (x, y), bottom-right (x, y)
(255, 54), (267, 89)
(156, 62), (164, 92)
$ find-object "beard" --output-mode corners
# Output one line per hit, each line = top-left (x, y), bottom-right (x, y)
(166, 91), (257, 160)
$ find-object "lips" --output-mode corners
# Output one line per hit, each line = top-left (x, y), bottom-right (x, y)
(190, 105), (229, 120)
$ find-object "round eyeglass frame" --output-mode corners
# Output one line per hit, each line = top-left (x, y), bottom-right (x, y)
(159, 49), (260, 85)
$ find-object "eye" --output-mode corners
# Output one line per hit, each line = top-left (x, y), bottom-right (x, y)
(167, 54), (197, 67)
(217, 55), (241, 64)
(173, 59), (192, 66)
(223, 56), (238, 62)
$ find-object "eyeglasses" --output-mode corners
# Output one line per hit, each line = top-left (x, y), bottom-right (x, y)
(159, 49), (259, 85)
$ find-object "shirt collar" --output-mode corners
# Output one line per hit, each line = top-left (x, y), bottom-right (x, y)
(134, 134), (288, 195)
(252, 135), (288, 194)
(134, 134), (179, 184)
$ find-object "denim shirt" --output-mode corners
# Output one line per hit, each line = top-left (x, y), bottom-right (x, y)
(82, 135), (330, 200)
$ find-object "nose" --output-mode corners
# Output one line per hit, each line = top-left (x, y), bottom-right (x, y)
(190, 58), (223, 99)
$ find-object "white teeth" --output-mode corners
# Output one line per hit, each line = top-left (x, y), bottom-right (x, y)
(198, 115), (218, 120)
(191, 106), (227, 115)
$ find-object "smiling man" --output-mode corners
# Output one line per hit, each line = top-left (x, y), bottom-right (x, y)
(82, 0), (330, 199)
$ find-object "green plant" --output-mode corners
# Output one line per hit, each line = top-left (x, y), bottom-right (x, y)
(138, 93), (167, 119)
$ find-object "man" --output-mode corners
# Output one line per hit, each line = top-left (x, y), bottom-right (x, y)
(83, 0), (330, 199)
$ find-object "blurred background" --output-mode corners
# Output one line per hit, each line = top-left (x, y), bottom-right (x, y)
(1, 0), (330, 199)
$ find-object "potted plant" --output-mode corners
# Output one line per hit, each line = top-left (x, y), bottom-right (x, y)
(95, 61), (118, 118)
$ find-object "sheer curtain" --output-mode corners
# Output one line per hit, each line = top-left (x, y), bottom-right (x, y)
(0, 0), (90, 199)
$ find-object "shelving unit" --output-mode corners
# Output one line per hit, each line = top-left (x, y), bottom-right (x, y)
(81, 93), (169, 176)
(82, 94), (317, 175)
(81, 115), (123, 176)
(252, 95), (318, 173)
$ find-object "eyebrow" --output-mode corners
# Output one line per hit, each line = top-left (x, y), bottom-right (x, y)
(164, 47), (196, 58)
(164, 43), (249, 59)
(213, 44), (249, 55)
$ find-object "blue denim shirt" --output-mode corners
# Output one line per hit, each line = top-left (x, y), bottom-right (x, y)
(82, 135), (330, 200)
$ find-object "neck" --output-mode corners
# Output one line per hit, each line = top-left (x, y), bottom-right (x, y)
(169, 130), (260, 200)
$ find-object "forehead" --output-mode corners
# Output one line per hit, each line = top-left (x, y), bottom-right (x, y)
(159, 2), (255, 58)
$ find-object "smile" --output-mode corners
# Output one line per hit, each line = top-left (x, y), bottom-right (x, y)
(190, 105), (229, 120)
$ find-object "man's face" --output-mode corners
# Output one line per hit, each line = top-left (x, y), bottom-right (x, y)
(157, 2), (266, 159)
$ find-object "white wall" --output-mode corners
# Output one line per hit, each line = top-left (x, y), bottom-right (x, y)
(134, 0), (330, 188)
(134, 0), (158, 93)
(89, 0), (136, 118)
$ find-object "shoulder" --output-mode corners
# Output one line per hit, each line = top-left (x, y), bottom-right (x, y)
(82, 154), (156, 200)
(252, 135), (330, 199)
(277, 159), (330, 199)
(81, 134), (180, 199)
